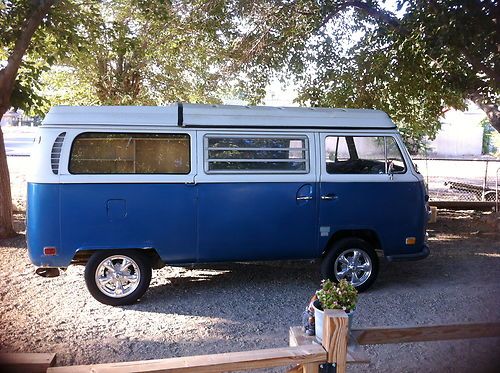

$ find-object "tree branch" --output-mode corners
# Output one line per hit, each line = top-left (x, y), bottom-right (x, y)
(468, 92), (500, 132)
(462, 51), (500, 87)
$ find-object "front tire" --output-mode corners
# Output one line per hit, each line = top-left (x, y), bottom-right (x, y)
(321, 238), (379, 292)
(84, 251), (152, 306)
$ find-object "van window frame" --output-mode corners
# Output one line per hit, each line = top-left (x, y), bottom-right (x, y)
(324, 135), (407, 176)
(319, 132), (415, 183)
(203, 133), (310, 174)
(68, 131), (191, 175)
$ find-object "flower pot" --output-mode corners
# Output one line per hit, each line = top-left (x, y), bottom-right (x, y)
(312, 299), (354, 344)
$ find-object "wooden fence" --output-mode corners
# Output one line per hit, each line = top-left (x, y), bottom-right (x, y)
(2, 313), (500, 373)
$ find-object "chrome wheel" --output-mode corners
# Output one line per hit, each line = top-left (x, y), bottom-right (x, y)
(94, 255), (141, 298)
(334, 248), (372, 287)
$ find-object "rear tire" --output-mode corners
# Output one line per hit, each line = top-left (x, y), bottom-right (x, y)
(84, 250), (152, 306)
(321, 238), (379, 292)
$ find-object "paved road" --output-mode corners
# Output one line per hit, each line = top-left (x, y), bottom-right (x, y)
(2, 126), (36, 156)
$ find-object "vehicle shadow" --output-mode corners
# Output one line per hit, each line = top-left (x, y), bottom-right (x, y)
(129, 225), (499, 323)
(123, 261), (321, 321)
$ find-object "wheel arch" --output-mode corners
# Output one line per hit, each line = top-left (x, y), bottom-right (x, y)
(322, 229), (382, 257)
(72, 248), (165, 269)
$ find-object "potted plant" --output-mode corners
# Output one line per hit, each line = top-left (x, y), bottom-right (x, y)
(313, 279), (358, 343)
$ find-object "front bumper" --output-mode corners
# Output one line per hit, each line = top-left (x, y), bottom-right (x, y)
(385, 245), (430, 262)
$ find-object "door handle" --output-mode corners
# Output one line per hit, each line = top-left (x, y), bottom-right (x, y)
(321, 194), (337, 201)
(296, 196), (313, 201)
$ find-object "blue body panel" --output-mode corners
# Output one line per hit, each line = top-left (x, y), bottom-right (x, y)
(197, 182), (318, 261)
(319, 180), (427, 256)
(27, 180), (427, 267)
(28, 182), (197, 267)
(27, 183), (62, 267)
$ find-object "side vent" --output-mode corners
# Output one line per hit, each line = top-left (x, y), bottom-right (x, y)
(51, 132), (66, 175)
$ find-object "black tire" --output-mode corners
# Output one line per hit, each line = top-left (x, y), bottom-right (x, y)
(84, 250), (152, 306)
(321, 237), (379, 292)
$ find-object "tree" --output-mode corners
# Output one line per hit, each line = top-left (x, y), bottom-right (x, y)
(40, 0), (239, 107)
(0, 0), (99, 238)
(0, 0), (238, 237)
(229, 0), (499, 147)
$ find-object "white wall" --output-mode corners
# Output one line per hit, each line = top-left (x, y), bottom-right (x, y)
(427, 104), (486, 157)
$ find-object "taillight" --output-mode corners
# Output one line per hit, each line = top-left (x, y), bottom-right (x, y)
(43, 247), (57, 256)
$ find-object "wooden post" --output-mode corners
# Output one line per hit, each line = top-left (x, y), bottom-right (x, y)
(322, 309), (349, 373)
(302, 362), (319, 373)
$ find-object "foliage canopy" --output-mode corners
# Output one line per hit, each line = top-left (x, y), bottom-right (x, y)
(0, 0), (100, 115)
(2, 0), (499, 139)
(50, 0), (238, 106)
(226, 0), (499, 147)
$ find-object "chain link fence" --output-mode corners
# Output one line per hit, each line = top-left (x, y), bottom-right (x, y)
(413, 158), (500, 205)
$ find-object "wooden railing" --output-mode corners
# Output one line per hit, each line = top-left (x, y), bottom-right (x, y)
(0, 352), (56, 373)
(351, 322), (500, 345)
(47, 345), (325, 373)
(2, 313), (499, 373)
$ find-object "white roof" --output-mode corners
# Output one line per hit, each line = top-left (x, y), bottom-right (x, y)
(42, 103), (396, 129)
(42, 105), (179, 126)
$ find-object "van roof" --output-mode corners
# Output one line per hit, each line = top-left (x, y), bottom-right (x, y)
(42, 103), (396, 129)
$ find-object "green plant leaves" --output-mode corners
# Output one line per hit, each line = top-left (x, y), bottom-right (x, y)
(316, 279), (358, 312)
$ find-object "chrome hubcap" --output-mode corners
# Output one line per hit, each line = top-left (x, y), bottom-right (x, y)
(334, 249), (372, 287)
(95, 255), (141, 298)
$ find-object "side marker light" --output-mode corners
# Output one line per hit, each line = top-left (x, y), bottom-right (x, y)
(405, 237), (416, 245)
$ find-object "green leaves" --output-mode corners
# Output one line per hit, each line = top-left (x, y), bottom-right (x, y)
(3, 0), (498, 135)
(38, 0), (242, 107)
(316, 279), (358, 312)
(1, 0), (101, 114)
(230, 0), (500, 140)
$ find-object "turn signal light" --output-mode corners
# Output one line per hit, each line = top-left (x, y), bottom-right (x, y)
(43, 247), (57, 256)
(405, 237), (416, 245)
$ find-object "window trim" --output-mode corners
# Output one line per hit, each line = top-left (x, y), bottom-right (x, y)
(68, 132), (191, 175)
(324, 135), (407, 175)
(204, 134), (310, 174)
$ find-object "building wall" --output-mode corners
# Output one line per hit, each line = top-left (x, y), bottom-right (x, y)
(427, 104), (486, 157)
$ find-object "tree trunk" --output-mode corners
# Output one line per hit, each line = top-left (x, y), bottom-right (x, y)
(0, 119), (16, 238)
(0, 0), (57, 238)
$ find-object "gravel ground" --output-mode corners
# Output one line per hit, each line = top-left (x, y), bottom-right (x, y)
(1, 210), (499, 372)
(2, 156), (500, 371)
(6, 156), (28, 211)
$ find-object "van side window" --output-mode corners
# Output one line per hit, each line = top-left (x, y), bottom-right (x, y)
(69, 133), (190, 174)
(325, 136), (406, 174)
(205, 135), (309, 173)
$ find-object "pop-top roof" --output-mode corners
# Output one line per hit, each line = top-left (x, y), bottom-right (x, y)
(42, 103), (396, 129)
(42, 105), (179, 126)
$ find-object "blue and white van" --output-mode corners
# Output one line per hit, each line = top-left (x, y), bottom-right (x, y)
(27, 104), (429, 305)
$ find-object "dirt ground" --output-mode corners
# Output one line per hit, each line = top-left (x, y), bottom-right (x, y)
(0, 209), (499, 372)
